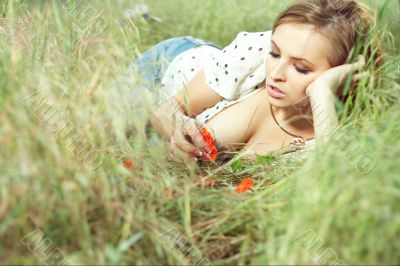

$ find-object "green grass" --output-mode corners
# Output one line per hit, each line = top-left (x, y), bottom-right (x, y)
(0, 0), (399, 264)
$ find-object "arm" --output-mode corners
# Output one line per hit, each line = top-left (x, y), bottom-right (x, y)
(232, 57), (367, 163)
(149, 68), (224, 161)
(150, 68), (224, 140)
(307, 88), (339, 142)
(175, 68), (224, 117)
(305, 55), (366, 143)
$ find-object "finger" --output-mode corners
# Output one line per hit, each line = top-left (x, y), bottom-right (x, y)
(167, 141), (178, 162)
(168, 143), (186, 163)
(168, 145), (198, 164)
(337, 57), (366, 87)
(168, 150), (181, 163)
(170, 135), (202, 158)
(352, 71), (370, 81)
(177, 117), (205, 154)
(176, 147), (199, 164)
(349, 55), (366, 72)
(182, 121), (212, 154)
(357, 55), (366, 69)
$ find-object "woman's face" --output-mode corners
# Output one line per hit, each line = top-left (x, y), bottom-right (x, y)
(265, 23), (333, 109)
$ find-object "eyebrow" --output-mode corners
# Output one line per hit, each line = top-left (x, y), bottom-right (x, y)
(271, 39), (315, 67)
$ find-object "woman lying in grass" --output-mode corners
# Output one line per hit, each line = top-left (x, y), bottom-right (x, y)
(132, 0), (383, 164)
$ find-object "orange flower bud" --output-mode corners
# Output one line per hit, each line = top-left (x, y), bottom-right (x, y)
(200, 126), (218, 161)
(123, 159), (134, 170)
(235, 177), (254, 193)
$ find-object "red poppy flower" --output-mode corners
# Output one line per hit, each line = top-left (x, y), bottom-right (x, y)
(123, 159), (134, 170)
(200, 126), (218, 161)
(235, 177), (254, 193)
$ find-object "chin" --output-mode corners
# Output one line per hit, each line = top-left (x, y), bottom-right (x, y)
(267, 96), (288, 107)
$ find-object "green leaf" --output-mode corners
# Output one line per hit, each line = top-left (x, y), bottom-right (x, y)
(230, 158), (244, 171)
(255, 151), (277, 164)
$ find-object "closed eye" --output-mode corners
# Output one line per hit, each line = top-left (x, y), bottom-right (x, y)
(268, 51), (310, 75)
(295, 67), (310, 75)
(269, 51), (279, 58)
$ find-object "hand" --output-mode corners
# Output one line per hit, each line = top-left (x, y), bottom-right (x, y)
(306, 55), (368, 97)
(168, 113), (212, 163)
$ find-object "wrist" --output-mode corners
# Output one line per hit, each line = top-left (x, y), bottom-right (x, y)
(150, 106), (185, 140)
(306, 83), (334, 98)
(172, 111), (188, 129)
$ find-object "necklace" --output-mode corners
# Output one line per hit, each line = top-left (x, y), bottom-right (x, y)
(270, 105), (313, 150)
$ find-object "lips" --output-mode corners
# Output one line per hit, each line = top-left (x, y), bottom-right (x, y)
(267, 84), (285, 98)
(268, 84), (284, 94)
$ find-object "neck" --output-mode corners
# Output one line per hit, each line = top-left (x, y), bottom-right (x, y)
(271, 102), (314, 130)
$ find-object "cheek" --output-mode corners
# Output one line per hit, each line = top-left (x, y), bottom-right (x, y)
(265, 60), (321, 96)
(288, 71), (320, 96)
(286, 71), (313, 96)
(264, 61), (272, 77)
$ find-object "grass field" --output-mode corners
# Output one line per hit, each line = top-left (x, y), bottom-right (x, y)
(0, 0), (399, 264)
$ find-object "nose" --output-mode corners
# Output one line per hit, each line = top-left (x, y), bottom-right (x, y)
(270, 61), (286, 82)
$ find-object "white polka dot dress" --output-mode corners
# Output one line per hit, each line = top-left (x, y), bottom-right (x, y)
(158, 30), (273, 123)
(157, 45), (221, 105)
(194, 88), (264, 124)
(203, 31), (272, 100)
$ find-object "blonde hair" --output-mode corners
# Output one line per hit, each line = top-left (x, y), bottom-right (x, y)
(272, 0), (384, 69)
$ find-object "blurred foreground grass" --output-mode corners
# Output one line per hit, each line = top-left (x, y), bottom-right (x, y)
(0, 0), (399, 264)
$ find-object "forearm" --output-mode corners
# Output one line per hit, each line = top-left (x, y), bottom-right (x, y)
(307, 87), (339, 142)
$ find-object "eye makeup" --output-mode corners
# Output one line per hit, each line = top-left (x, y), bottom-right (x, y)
(268, 51), (311, 75)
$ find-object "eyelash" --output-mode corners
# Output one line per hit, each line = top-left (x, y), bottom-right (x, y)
(268, 51), (310, 75)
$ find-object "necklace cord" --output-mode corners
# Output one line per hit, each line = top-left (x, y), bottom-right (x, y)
(270, 105), (312, 141)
